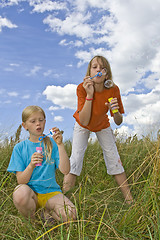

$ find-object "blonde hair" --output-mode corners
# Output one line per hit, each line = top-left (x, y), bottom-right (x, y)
(22, 105), (53, 162)
(86, 55), (114, 88)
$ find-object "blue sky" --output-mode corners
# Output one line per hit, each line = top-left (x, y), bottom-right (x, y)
(0, 0), (160, 142)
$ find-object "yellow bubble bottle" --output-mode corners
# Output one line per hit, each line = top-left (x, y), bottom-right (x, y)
(108, 97), (118, 113)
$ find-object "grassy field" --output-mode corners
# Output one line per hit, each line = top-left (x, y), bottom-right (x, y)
(0, 126), (159, 239)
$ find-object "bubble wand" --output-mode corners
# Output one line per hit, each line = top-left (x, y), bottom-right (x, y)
(90, 68), (113, 88)
(90, 68), (107, 79)
(39, 129), (64, 141)
(39, 129), (55, 141)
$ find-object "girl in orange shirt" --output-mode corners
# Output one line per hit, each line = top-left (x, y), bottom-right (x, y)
(63, 56), (133, 204)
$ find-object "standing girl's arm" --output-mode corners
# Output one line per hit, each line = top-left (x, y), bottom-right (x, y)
(106, 97), (123, 125)
(113, 112), (123, 125)
(52, 127), (70, 175)
(110, 98), (123, 125)
(79, 76), (94, 126)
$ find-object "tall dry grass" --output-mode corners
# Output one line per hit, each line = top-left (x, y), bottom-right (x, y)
(0, 126), (159, 239)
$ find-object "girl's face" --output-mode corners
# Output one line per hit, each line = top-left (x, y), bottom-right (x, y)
(90, 57), (106, 84)
(22, 111), (46, 141)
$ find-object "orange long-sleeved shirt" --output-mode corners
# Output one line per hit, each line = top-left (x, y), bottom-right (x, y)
(73, 83), (124, 132)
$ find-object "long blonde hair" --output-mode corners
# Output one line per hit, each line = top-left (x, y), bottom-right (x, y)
(22, 105), (53, 162)
(86, 55), (114, 88)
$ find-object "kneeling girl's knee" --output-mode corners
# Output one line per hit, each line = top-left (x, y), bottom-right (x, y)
(13, 184), (32, 206)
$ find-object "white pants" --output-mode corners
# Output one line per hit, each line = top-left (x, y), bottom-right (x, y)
(70, 122), (124, 176)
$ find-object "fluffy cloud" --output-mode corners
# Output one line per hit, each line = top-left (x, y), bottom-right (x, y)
(0, 0), (22, 7)
(54, 115), (64, 122)
(59, 39), (83, 48)
(7, 91), (19, 97)
(114, 125), (135, 140)
(26, 66), (41, 76)
(104, 0), (160, 92)
(22, 94), (30, 99)
(49, 106), (60, 111)
(70, 0), (109, 12)
(122, 78), (160, 136)
(75, 48), (112, 67)
(0, 16), (17, 32)
(43, 12), (93, 39)
(29, 0), (67, 13)
(43, 84), (77, 110)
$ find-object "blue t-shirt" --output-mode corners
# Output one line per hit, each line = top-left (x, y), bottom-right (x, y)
(7, 138), (62, 194)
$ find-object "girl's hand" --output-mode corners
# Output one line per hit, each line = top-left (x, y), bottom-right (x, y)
(30, 152), (43, 168)
(105, 97), (119, 112)
(51, 127), (63, 145)
(83, 76), (94, 97)
(105, 98), (122, 125)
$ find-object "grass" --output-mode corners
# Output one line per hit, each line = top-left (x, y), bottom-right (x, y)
(0, 126), (159, 239)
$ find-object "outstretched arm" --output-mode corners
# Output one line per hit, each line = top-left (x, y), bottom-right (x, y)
(52, 127), (70, 175)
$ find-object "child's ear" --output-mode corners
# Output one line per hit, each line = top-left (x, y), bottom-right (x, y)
(22, 122), (28, 131)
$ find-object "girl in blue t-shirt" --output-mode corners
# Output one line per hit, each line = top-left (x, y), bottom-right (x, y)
(7, 105), (77, 223)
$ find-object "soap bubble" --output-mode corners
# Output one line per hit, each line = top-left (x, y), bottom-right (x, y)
(104, 79), (114, 88)
(136, 65), (145, 75)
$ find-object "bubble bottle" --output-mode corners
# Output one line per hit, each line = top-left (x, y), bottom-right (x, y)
(108, 97), (118, 113)
(35, 147), (43, 166)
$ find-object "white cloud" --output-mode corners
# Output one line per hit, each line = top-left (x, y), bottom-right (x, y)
(29, 0), (67, 13)
(114, 125), (135, 140)
(0, 16), (17, 32)
(43, 69), (62, 78)
(7, 91), (18, 97)
(49, 106), (60, 111)
(123, 79), (160, 114)
(122, 82), (160, 137)
(66, 64), (73, 68)
(59, 39), (83, 48)
(22, 94), (30, 99)
(70, 0), (109, 12)
(0, 0), (21, 7)
(43, 12), (93, 39)
(26, 66), (41, 76)
(35, 92), (42, 102)
(4, 68), (14, 72)
(10, 63), (20, 67)
(43, 84), (77, 110)
(75, 40), (83, 47)
(59, 39), (68, 46)
(4, 63), (20, 72)
(102, 0), (160, 92)
(0, 89), (6, 95)
(43, 69), (53, 77)
(54, 115), (64, 122)
(150, 51), (160, 73)
(75, 48), (112, 67)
